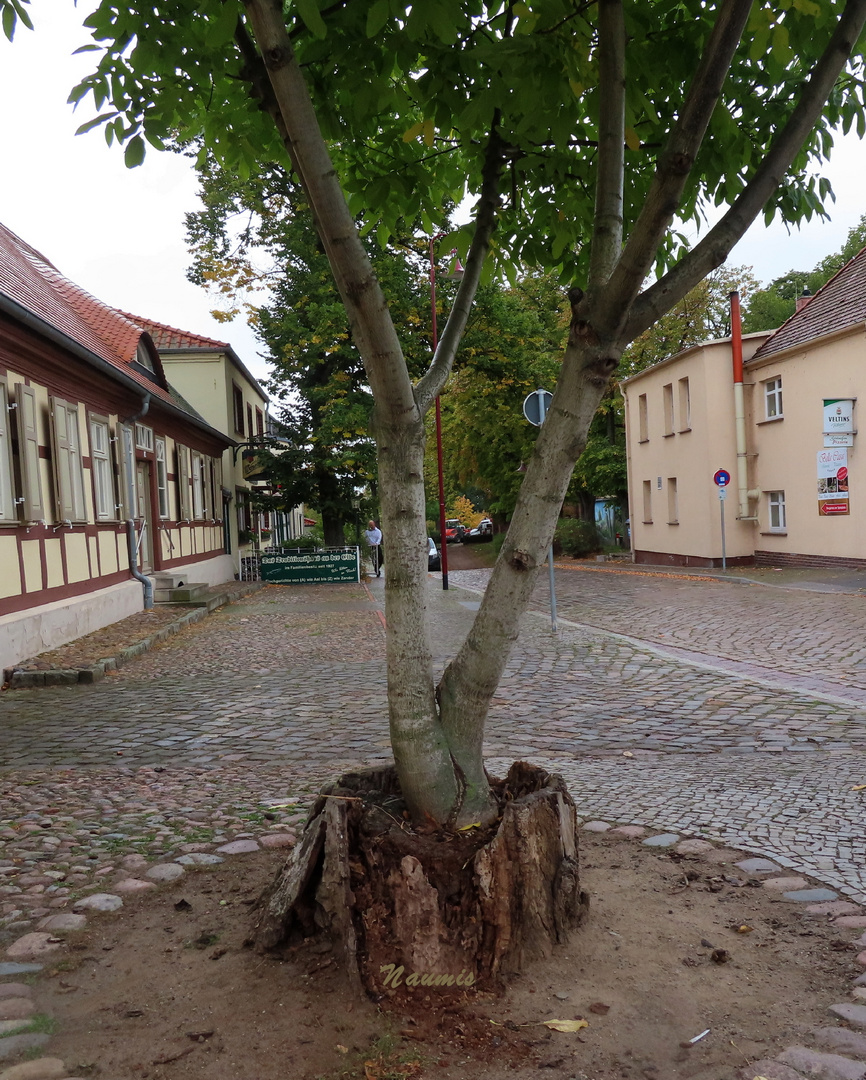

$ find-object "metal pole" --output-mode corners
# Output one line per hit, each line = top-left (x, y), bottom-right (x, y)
(720, 489), (727, 571)
(430, 236), (448, 589)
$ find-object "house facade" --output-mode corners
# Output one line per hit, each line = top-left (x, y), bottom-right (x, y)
(0, 223), (234, 672)
(621, 248), (866, 568)
(126, 318), (305, 561)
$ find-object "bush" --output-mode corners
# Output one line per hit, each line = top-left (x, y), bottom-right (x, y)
(554, 518), (602, 558)
(281, 532), (324, 551)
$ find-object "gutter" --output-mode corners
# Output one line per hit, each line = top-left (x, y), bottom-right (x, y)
(730, 291), (760, 522)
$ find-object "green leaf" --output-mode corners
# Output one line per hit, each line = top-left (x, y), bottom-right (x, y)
(366, 0), (390, 37)
(295, 0), (327, 39)
(74, 110), (119, 135)
(123, 133), (146, 167)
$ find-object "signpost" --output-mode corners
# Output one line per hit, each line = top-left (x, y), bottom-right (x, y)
(522, 389), (558, 632)
(261, 547), (360, 585)
(714, 469), (731, 571)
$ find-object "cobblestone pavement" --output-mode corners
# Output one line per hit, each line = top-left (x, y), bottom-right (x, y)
(2, 568), (866, 905)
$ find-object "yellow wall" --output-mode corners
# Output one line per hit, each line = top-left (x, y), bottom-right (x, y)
(0, 535), (21, 598)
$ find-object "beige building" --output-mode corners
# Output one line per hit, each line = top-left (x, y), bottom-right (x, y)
(622, 247), (866, 568)
(0, 223), (234, 673)
(125, 318), (305, 563)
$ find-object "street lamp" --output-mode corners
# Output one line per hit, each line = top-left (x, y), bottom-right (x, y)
(429, 236), (464, 591)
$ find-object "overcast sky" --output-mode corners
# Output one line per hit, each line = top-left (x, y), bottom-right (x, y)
(1, 3), (865, 391)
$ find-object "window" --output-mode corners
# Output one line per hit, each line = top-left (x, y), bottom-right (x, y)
(209, 456), (223, 520)
(246, 403), (254, 443)
(232, 384), (245, 435)
(678, 378), (690, 431)
(667, 477), (678, 524)
(191, 450), (205, 519)
(49, 396), (86, 522)
(135, 423), (154, 452)
(642, 479), (652, 523)
(764, 377), (783, 419)
(768, 491), (786, 532)
(176, 443), (192, 520)
(256, 407), (265, 441)
(89, 416), (116, 521)
(117, 424), (134, 519)
(14, 383), (44, 523)
(662, 383), (674, 435)
(0, 380), (16, 522)
(638, 394), (649, 442)
(155, 437), (169, 518)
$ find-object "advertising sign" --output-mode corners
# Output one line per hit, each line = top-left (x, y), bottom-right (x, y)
(817, 448), (849, 516)
(823, 399), (855, 434)
(261, 548), (360, 584)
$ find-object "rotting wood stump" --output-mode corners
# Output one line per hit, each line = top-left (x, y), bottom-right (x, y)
(249, 761), (589, 995)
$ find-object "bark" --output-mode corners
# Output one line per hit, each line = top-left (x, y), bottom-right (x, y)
(249, 762), (589, 992)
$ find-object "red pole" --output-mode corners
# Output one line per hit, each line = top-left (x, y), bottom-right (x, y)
(430, 236), (449, 589)
(730, 290), (743, 384)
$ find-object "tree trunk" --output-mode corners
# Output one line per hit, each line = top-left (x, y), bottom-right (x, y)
(249, 762), (589, 994)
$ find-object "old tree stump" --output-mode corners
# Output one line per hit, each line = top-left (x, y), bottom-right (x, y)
(249, 762), (589, 994)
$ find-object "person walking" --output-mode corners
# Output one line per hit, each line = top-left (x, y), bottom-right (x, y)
(363, 519), (383, 577)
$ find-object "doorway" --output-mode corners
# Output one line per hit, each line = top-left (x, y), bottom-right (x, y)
(135, 460), (154, 572)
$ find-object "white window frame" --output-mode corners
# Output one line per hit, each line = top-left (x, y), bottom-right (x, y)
(764, 377), (783, 419)
(50, 396), (87, 523)
(191, 450), (205, 519)
(155, 437), (169, 519)
(14, 383), (44, 524)
(135, 423), (154, 452)
(768, 491), (786, 532)
(176, 444), (192, 520)
(0, 380), (17, 522)
(678, 377), (691, 431)
(88, 415), (116, 521)
(662, 383), (674, 436)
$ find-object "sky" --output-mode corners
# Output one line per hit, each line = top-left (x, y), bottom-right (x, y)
(1, 3), (865, 393)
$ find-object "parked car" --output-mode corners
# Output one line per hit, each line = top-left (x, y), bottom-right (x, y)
(443, 518), (464, 543)
(427, 537), (441, 571)
(462, 517), (493, 543)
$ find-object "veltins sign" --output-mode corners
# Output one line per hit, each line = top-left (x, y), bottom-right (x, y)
(261, 548), (360, 584)
(817, 448), (849, 516)
(823, 399), (855, 434)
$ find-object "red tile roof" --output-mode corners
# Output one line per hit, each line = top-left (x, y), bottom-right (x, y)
(751, 244), (866, 361)
(121, 313), (230, 351)
(0, 221), (177, 408)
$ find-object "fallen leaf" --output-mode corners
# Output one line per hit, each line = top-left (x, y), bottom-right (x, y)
(736, 925), (754, 934)
(588, 1002), (610, 1015)
(336, 1044), (349, 1054)
(852, 785), (866, 791)
(622, 751), (634, 758)
(542, 1019), (589, 1032)
(710, 949), (729, 964)
(458, 822), (482, 831)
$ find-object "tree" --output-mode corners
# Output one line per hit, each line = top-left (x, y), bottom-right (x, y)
(9, 0), (866, 984)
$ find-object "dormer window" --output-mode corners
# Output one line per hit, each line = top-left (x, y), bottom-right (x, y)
(136, 341), (155, 372)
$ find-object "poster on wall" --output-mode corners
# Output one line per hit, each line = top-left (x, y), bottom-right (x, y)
(817, 447), (850, 516)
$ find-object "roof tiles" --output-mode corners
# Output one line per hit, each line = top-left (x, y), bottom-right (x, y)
(751, 244), (866, 361)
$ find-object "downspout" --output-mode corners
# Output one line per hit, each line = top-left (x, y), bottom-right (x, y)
(121, 394), (154, 609)
(730, 292), (759, 521)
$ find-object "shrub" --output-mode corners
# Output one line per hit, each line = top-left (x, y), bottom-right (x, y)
(554, 518), (602, 558)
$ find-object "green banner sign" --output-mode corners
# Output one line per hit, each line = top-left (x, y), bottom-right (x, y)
(261, 548), (360, 585)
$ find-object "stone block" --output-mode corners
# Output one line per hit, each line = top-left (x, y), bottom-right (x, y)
(777, 1044), (866, 1079)
(828, 1002), (866, 1029)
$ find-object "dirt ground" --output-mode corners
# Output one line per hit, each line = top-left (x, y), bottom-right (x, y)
(33, 827), (863, 1080)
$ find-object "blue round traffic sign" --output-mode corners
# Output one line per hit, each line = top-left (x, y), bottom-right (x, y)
(714, 469), (731, 487)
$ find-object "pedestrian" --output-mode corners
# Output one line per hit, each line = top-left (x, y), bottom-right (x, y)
(363, 519), (383, 577)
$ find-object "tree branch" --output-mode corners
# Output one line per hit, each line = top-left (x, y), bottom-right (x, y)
(625, 0), (866, 342)
(588, 0), (625, 288)
(414, 120), (505, 416)
(595, 0), (754, 330)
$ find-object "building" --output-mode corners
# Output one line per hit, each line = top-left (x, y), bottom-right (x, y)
(0, 222), (234, 672)
(126, 317), (305, 562)
(621, 247), (866, 568)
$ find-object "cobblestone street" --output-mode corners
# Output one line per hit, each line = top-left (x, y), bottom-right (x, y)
(2, 564), (866, 904)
